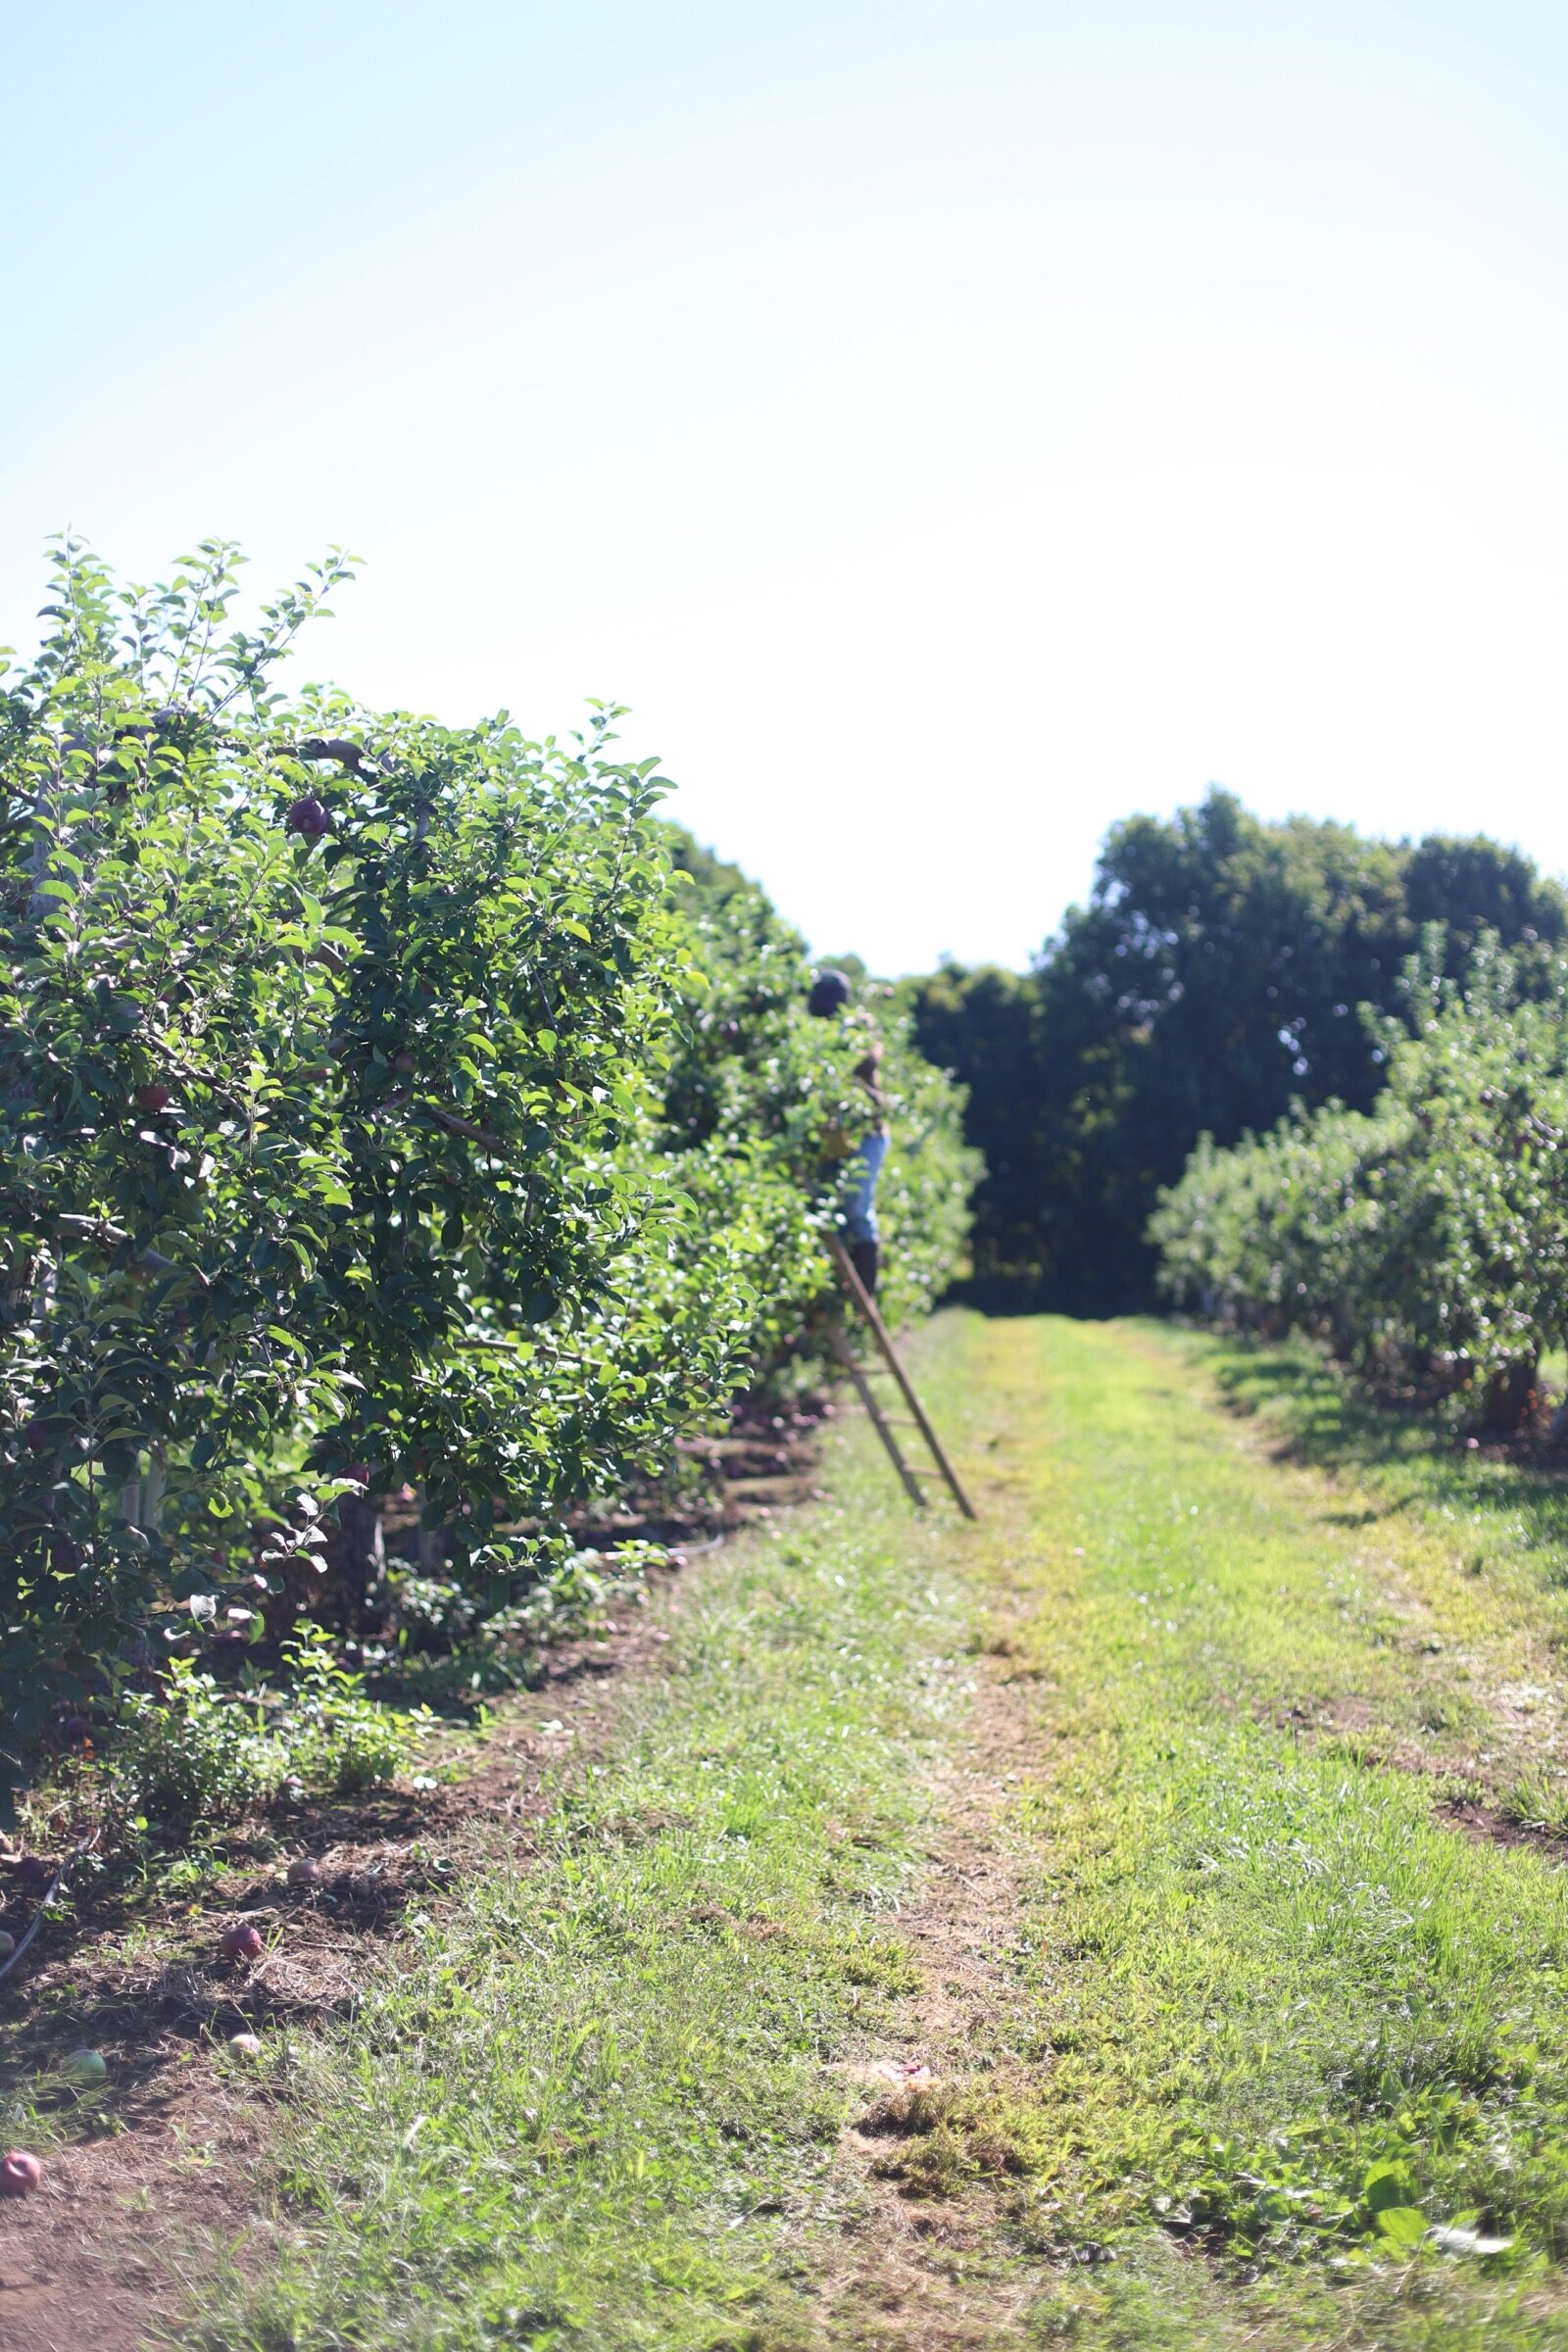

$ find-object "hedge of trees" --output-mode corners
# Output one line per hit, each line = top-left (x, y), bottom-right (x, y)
(1, 541), (977, 1811)
(1151, 932), (1568, 1430)
(908, 792), (1568, 1314)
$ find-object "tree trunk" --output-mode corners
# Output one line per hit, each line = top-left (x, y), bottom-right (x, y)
(1482, 1357), (1539, 1435)
(322, 1494), (386, 1632)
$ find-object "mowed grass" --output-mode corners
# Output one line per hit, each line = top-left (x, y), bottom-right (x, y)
(949, 1315), (1568, 2349)
(191, 1390), (978, 2351)
(193, 1315), (1568, 2350)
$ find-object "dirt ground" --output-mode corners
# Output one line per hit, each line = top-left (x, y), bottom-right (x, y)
(818, 1652), (1055, 2352)
(0, 1629), (665, 2352)
(0, 1400), (835, 2352)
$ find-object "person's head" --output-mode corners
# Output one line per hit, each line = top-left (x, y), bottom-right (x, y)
(807, 968), (852, 1019)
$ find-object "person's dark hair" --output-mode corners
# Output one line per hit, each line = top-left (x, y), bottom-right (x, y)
(808, 968), (852, 1017)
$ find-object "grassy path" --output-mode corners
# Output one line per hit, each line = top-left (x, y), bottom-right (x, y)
(198, 1316), (1568, 2351)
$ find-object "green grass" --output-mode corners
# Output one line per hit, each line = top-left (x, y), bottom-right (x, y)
(938, 1316), (1568, 2348)
(1198, 1327), (1568, 1822)
(192, 1421), (975, 2350)
(192, 1314), (1568, 2349)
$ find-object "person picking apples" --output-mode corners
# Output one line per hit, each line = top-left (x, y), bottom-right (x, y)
(808, 967), (889, 1296)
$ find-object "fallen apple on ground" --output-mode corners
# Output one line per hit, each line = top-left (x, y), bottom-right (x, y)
(220, 1923), (266, 1963)
(0, 2151), (41, 2197)
(62, 2048), (107, 2085)
(226, 2033), (263, 2058)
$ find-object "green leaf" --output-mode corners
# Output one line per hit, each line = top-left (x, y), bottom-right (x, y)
(1373, 2206), (1429, 2250)
(1361, 2163), (1417, 2216)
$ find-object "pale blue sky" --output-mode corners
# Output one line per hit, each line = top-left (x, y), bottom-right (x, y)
(4, 2), (1566, 970)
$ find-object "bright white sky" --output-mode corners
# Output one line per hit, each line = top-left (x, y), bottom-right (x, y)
(3, 1), (1565, 972)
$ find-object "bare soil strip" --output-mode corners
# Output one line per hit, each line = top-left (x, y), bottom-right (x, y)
(819, 1661), (1050, 2351)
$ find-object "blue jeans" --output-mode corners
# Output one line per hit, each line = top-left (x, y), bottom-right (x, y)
(844, 1130), (888, 1244)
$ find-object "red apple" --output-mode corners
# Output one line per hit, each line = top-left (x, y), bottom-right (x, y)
(13, 1857), (50, 1891)
(226, 2032), (262, 2058)
(24, 1418), (51, 1452)
(286, 1857), (320, 1888)
(0, 2151), (40, 2197)
(133, 1082), (172, 1112)
(220, 1922), (265, 1963)
(285, 795), (331, 839)
(0, 1932), (16, 1961)
(58, 1716), (89, 1745)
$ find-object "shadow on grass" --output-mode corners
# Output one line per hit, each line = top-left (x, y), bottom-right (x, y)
(1193, 1330), (1568, 1589)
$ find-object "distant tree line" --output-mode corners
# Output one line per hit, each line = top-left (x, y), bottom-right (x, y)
(906, 790), (1568, 1316)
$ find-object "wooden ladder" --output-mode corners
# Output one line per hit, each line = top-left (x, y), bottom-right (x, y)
(825, 1234), (978, 1521)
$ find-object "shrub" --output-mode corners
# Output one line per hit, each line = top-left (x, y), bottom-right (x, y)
(0, 540), (745, 1800)
(279, 1627), (424, 1793)
(0, 544), (978, 1811)
(110, 1641), (424, 1821)
(115, 1657), (285, 1821)
(1152, 931), (1568, 1424)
